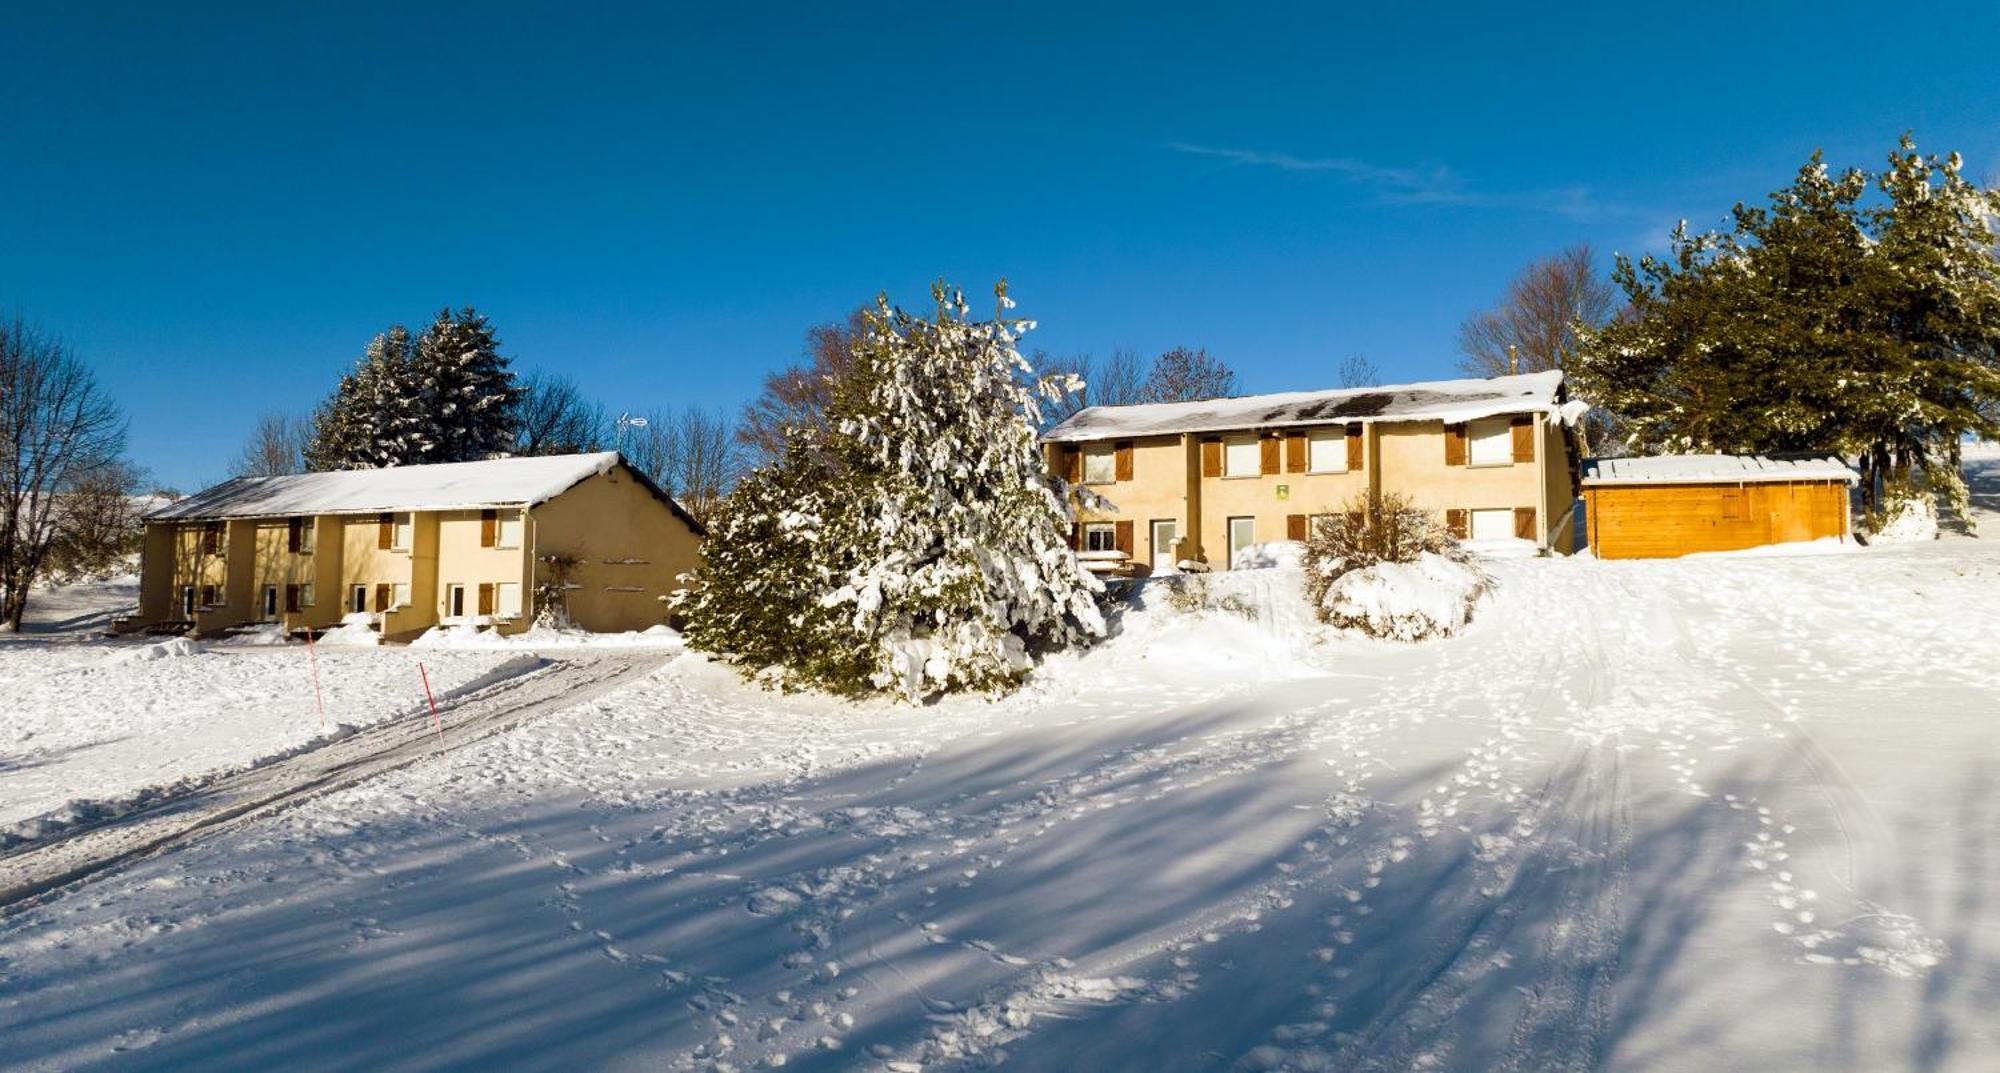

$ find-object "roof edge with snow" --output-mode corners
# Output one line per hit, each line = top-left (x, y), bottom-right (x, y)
(1581, 454), (1859, 487)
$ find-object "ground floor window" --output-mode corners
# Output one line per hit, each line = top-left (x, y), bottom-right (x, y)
(1470, 508), (1514, 542)
(1083, 522), (1117, 552)
(496, 582), (522, 618)
(260, 586), (278, 621)
(350, 585), (368, 614)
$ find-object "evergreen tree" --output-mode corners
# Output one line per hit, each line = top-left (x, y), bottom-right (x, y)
(1576, 136), (2000, 520)
(411, 307), (520, 463)
(677, 282), (1104, 700)
(304, 325), (421, 470)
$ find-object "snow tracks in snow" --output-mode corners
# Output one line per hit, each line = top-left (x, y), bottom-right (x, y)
(0, 651), (669, 914)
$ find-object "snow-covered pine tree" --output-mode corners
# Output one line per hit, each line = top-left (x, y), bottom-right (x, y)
(677, 281), (1104, 700)
(303, 325), (423, 470)
(411, 307), (521, 463)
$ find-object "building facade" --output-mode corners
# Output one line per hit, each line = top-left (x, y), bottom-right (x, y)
(1044, 371), (1581, 571)
(136, 453), (704, 639)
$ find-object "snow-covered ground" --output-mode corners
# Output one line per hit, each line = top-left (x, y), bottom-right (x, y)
(2, 456), (1999, 1070)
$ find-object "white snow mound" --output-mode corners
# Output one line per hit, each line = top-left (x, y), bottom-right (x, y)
(1319, 552), (1487, 641)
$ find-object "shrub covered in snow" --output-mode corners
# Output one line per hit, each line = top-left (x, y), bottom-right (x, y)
(1301, 493), (1489, 640)
(1863, 479), (1941, 543)
(675, 282), (1104, 701)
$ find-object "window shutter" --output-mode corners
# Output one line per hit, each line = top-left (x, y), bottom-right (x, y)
(1346, 424), (1363, 470)
(1060, 447), (1080, 483)
(288, 518), (303, 553)
(1070, 522), (1082, 550)
(478, 583), (495, 616)
(1260, 436), (1280, 475)
(378, 513), (394, 550)
(1511, 416), (1534, 463)
(285, 584), (300, 613)
(1114, 442), (1134, 481)
(480, 509), (498, 547)
(375, 583), (391, 612)
(201, 524), (220, 555)
(1285, 434), (1306, 473)
(1444, 424), (1468, 467)
(1286, 514), (1307, 541)
(1200, 438), (1223, 477)
(1114, 520), (1134, 555)
(1446, 509), (1469, 539)
(1514, 506), (1536, 540)
(200, 585), (216, 606)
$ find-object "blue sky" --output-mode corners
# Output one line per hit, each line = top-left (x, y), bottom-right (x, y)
(4, 2), (1997, 490)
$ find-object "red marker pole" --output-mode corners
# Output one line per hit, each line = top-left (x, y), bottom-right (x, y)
(418, 661), (444, 749)
(305, 625), (327, 732)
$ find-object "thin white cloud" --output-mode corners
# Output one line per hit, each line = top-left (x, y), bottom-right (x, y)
(1166, 142), (1623, 222)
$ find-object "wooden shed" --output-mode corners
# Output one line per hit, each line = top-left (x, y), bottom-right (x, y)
(1582, 455), (1858, 559)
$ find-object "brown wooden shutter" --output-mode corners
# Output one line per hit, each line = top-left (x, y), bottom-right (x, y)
(1070, 522), (1082, 549)
(1446, 509), (1469, 539)
(1511, 416), (1534, 463)
(202, 523), (220, 555)
(1444, 424), (1468, 466)
(1114, 442), (1134, 481)
(200, 584), (216, 606)
(1200, 438), (1223, 477)
(480, 509), (498, 547)
(288, 518), (303, 553)
(1514, 506), (1537, 540)
(374, 583), (391, 612)
(1346, 424), (1363, 470)
(1260, 436), (1280, 475)
(1061, 447), (1081, 483)
(285, 584), (300, 613)
(1114, 520), (1134, 555)
(378, 513), (394, 549)
(478, 583), (495, 616)
(1285, 433), (1307, 473)
(1286, 514), (1307, 541)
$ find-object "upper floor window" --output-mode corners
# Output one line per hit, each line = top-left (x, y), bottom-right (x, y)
(1223, 437), (1261, 477)
(1082, 445), (1117, 484)
(1467, 417), (1513, 466)
(1307, 429), (1347, 473)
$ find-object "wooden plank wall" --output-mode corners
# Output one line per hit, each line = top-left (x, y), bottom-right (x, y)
(1585, 480), (1849, 559)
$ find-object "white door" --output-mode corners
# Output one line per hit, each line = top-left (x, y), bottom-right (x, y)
(1228, 517), (1256, 566)
(1150, 520), (1178, 573)
(1470, 509), (1514, 542)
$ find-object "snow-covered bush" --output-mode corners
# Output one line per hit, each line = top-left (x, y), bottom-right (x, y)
(1863, 478), (1941, 543)
(675, 282), (1104, 701)
(1302, 493), (1489, 641)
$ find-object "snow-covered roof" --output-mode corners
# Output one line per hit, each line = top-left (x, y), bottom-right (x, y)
(1043, 370), (1565, 443)
(148, 452), (634, 521)
(1582, 454), (1859, 487)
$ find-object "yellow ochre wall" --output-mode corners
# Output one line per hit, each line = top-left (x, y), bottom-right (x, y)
(529, 467), (704, 633)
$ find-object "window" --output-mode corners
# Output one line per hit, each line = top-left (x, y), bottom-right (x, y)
(261, 586), (279, 621)
(1082, 445), (1116, 484)
(1308, 513), (1337, 538)
(1467, 417), (1513, 466)
(1223, 437), (1261, 477)
(496, 582), (522, 618)
(299, 583), (315, 608)
(1083, 522), (1117, 552)
(496, 510), (523, 548)
(350, 585), (368, 614)
(200, 584), (220, 607)
(298, 518), (314, 553)
(1307, 430), (1347, 473)
(393, 583), (411, 608)
(393, 513), (413, 550)
(1227, 516), (1256, 564)
(289, 516), (314, 554)
(1470, 508), (1514, 542)
(200, 522), (223, 556)
(446, 584), (467, 619)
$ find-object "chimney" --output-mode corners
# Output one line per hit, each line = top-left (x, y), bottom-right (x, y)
(1507, 344), (1519, 375)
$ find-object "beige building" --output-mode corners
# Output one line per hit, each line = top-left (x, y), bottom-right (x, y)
(1044, 371), (1581, 572)
(136, 453), (704, 640)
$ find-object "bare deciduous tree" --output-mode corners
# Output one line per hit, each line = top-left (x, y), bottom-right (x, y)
(514, 371), (607, 456)
(1336, 353), (1381, 388)
(44, 458), (143, 584)
(627, 406), (747, 524)
(739, 308), (868, 459)
(0, 317), (128, 629)
(1034, 346), (1145, 427)
(1458, 244), (1618, 377)
(1139, 345), (1238, 403)
(232, 411), (310, 477)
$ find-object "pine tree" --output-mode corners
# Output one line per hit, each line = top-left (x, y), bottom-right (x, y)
(677, 282), (1104, 700)
(304, 325), (422, 470)
(411, 307), (520, 463)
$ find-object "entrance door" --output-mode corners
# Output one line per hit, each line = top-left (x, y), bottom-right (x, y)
(446, 584), (467, 620)
(181, 586), (196, 619)
(260, 585), (279, 622)
(1227, 516), (1255, 567)
(1150, 519), (1179, 573)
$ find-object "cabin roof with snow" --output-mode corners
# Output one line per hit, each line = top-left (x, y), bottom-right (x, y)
(1581, 454), (1859, 487)
(147, 452), (703, 531)
(1042, 370), (1567, 443)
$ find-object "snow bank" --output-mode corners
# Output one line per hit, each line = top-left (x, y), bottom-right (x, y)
(1317, 552), (1488, 641)
(219, 623), (291, 646)
(1230, 540), (1304, 570)
(108, 637), (204, 663)
(411, 623), (684, 651)
(1869, 495), (1939, 544)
